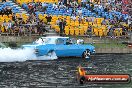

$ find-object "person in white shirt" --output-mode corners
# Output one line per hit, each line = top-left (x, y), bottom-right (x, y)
(111, 0), (115, 6)
(70, 0), (78, 13)
(58, 0), (63, 8)
(71, 15), (76, 21)
(53, 3), (58, 9)
(56, 18), (61, 25)
(128, 16), (131, 29)
(8, 20), (12, 34)
(42, 2), (48, 7)
(78, 8), (82, 15)
(98, 4), (103, 9)
(70, 0), (78, 7)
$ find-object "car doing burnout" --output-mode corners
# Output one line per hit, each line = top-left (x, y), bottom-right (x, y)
(31, 36), (95, 59)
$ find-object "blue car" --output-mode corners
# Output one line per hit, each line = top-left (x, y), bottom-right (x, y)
(35, 36), (95, 59)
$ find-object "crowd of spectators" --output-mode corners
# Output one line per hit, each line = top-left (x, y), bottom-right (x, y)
(0, 13), (49, 36)
(1, 0), (6, 3)
(0, 0), (131, 37)
(0, 7), (12, 16)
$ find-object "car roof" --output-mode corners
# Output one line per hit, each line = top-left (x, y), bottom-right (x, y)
(40, 36), (69, 39)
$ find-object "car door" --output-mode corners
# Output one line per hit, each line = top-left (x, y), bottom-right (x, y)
(53, 38), (78, 57)
(56, 44), (83, 57)
(54, 44), (67, 56)
(64, 44), (83, 57)
(54, 38), (67, 56)
(54, 38), (83, 57)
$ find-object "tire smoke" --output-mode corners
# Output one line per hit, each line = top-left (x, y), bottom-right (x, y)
(0, 48), (57, 62)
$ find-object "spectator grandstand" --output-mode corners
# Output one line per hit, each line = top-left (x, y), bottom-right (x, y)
(0, 0), (131, 37)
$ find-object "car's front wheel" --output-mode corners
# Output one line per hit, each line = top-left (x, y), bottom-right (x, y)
(82, 49), (91, 59)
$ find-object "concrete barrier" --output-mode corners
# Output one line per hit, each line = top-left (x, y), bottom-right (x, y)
(95, 48), (132, 53)
(0, 36), (38, 43)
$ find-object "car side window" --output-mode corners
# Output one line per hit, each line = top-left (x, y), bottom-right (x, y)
(66, 39), (73, 45)
(56, 38), (64, 44)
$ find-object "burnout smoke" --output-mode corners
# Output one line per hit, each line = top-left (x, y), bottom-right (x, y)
(0, 48), (57, 62)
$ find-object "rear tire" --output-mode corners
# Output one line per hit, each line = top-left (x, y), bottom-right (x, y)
(47, 50), (54, 56)
(47, 50), (57, 57)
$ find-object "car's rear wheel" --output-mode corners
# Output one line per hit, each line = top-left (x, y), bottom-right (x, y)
(82, 49), (91, 59)
(47, 50), (57, 58)
(47, 50), (54, 56)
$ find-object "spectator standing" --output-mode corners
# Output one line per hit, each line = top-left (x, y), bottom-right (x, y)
(45, 15), (52, 24)
(0, 10), (2, 15)
(12, 13), (16, 23)
(20, 26), (26, 36)
(2, 20), (7, 32)
(56, 18), (61, 25)
(53, 3), (58, 9)
(79, 14), (84, 23)
(34, 26), (38, 34)
(87, 26), (92, 37)
(37, 22), (42, 35)
(6, 7), (12, 16)
(58, 0), (64, 8)
(71, 14), (76, 21)
(77, 7), (82, 15)
(64, 18), (67, 26)
(81, 0), (87, 7)
(59, 19), (66, 36)
(2, 8), (6, 16)
(128, 16), (131, 29)
(70, 0), (78, 13)
(19, 26), (23, 36)
(58, 0), (63, 5)
(8, 20), (12, 34)
(63, 0), (67, 6)
(102, 19), (106, 25)
(28, 3), (33, 10)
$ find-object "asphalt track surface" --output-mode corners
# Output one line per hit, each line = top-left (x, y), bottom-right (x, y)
(0, 54), (132, 88)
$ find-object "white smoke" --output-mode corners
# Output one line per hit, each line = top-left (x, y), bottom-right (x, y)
(0, 48), (57, 62)
(37, 51), (58, 60)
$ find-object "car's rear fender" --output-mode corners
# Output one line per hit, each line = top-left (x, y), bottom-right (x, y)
(36, 44), (55, 56)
